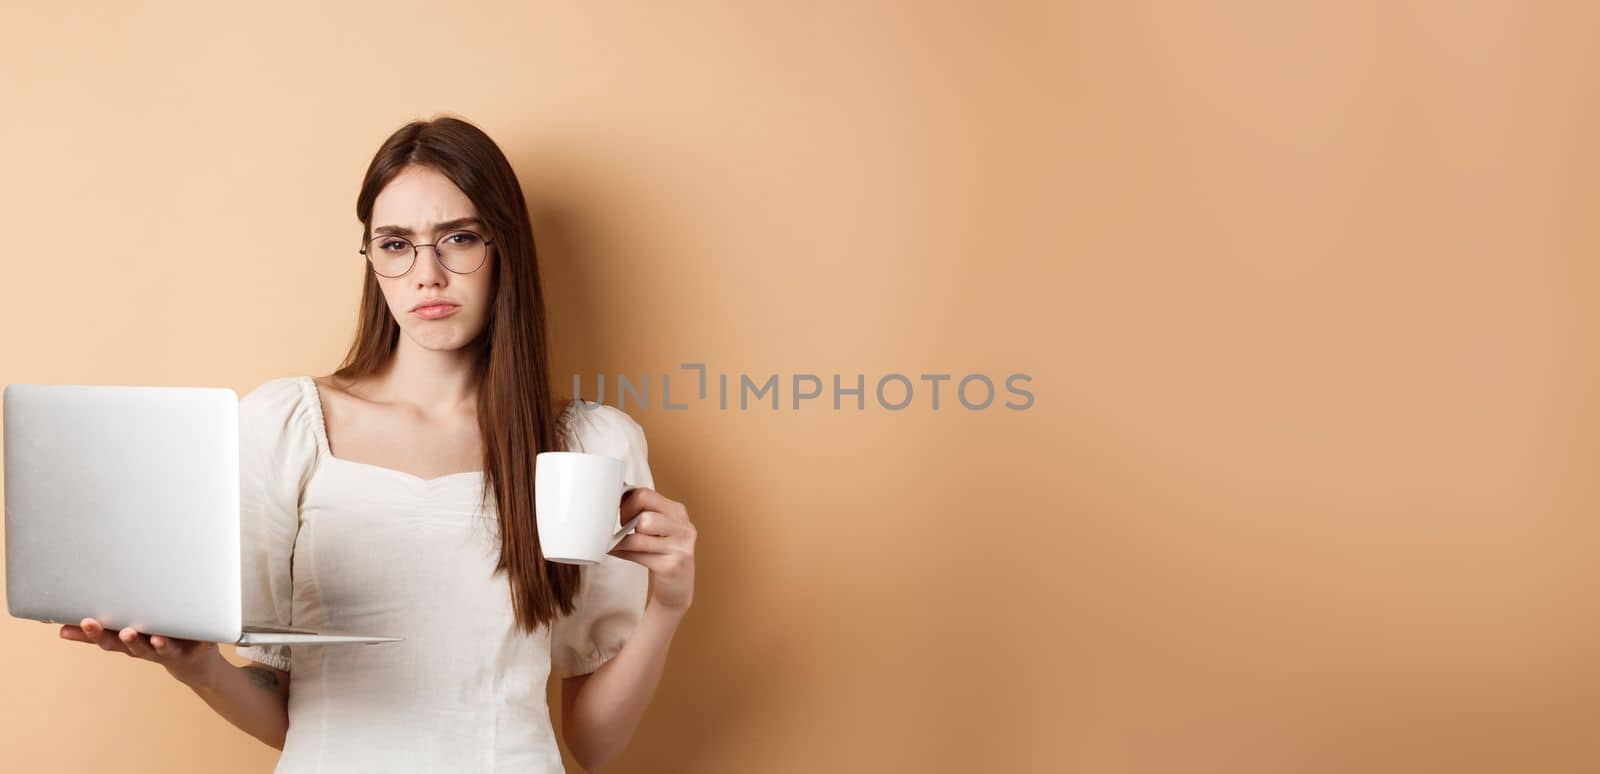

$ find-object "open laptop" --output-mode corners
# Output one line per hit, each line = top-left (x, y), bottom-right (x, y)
(3, 383), (399, 647)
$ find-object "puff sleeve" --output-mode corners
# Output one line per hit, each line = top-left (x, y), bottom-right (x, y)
(232, 377), (318, 671)
(548, 400), (655, 678)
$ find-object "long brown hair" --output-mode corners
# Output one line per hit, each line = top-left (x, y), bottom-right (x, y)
(333, 115), (581, 635)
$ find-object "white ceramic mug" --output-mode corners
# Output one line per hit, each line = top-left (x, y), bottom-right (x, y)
(535, 451), (644, 565)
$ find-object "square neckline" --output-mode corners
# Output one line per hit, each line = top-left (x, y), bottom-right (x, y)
(299, 375), (486, 486)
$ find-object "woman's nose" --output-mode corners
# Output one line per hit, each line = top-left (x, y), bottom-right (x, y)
(412, 244), (449, 285)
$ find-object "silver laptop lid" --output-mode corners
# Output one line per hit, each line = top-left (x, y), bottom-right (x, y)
(4, 383), (244, 643)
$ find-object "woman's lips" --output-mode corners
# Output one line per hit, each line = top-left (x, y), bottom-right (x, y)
(413, 303), (460, 320)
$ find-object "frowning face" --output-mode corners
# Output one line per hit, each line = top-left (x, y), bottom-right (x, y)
(365, 164), (495, 351)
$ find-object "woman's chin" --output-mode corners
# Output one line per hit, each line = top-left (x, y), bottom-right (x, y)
(403, 324), (482, 352)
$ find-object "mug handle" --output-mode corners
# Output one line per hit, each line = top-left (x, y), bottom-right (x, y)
(606, 483), (646, 552)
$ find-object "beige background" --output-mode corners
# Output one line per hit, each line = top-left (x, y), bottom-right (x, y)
(1, 1), (1595, 772)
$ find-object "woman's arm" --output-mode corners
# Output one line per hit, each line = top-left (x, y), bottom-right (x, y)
(188, 657), (292, 750)
(61, 618), (291, 750)
(560, 487), (696, 771)
(560, 602), (686, 771)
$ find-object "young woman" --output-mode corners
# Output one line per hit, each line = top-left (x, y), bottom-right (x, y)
(60, 116), (697, 772)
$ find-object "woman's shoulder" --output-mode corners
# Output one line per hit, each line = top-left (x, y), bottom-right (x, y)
(240, 375), (310, 415)
(241, 374), (306, 400)
(238, 375), (319, 446)
(556, 398), (647, 457)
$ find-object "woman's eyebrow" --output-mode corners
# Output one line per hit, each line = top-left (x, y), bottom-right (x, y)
(373, 217), (482, 237)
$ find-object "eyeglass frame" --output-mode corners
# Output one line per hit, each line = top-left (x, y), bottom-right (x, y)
(358, 229), (495, 278)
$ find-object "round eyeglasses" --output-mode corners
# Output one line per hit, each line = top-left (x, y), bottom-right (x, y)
(360, 230), (493, 278)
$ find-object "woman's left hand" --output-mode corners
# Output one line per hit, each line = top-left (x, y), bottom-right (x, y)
(609, 487), (696, 613)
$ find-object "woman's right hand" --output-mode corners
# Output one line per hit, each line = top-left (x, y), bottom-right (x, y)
(60, 617), (223, 688)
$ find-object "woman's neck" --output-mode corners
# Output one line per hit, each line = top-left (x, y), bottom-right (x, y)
(366, 335), (482, 412)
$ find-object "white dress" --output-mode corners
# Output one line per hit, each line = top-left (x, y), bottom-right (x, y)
(233, 375), (652, 773)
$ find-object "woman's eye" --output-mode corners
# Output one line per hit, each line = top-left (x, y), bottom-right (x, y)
(446, 232), (480, 246)
(379, 240), (408, 252)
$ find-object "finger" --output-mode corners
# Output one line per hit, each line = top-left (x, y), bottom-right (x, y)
(120, 628), (156, 659)
(85, 622), (131, 655)
(612, 531), (672, 554)
(629, 511), (677, 537)
(620, 486), (656, 508)
(83, 617), (116, 642)
(607, 549), (663, 569)
(626, 489), (689, 519)
(622, 488), (678, 519)
(61, 625), (90, 642)
(152, 635), (202, 658)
